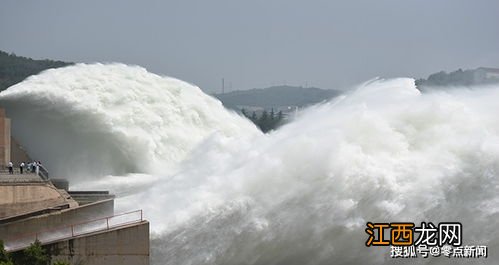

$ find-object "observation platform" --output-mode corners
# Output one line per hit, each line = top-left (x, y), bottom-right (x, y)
(0, 172), (46, 183)
(0, 169), (76, 221)
(0, 168), (149, 265)
(0, 107), (149, 264)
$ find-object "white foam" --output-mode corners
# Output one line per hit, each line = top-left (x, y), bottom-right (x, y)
(2, 65), (498, 264)
(0, 63), (259, 180)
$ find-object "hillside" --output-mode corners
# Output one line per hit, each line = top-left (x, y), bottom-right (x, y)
(213, 85), (341, 109)
(0, 50), (72, 91)
(415, 67), (499, 90)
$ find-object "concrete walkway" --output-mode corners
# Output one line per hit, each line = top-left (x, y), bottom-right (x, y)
(0, 172), (45, 183)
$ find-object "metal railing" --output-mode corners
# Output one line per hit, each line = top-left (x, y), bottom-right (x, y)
(37, 164), (49, 180)
(0, 163), (49, 181)
(3, 210), (144, 252)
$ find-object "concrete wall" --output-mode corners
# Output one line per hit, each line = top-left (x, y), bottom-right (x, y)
(0, 109), (11, 167)
(5, 118), (10, 168)
(0, 183), (68, 219)
(68, 191), (115, 206)
(46, 222), (149, 265)
(0, 199), (114, 239)
(0, 109), (33, 167)
(10, 137), (31, 165)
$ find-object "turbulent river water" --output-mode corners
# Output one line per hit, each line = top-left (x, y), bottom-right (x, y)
(0, 64), (497, 264)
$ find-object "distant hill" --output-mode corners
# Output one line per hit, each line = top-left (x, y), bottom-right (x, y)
(0, 50), (72, 91)
(213, 85), (341, 110)
(416, 67), (499, 90)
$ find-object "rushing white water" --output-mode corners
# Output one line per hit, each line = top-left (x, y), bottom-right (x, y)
(0, 64), (498, 265)
(0, 63), (260, 180)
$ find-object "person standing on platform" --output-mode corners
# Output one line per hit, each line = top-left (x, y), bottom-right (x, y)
(20, 162), (25, 174)
(8, 161), (13, 174)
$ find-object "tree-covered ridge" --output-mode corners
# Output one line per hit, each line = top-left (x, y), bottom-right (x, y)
(0, 50), (72, 91)
(415, 67), (499, 89)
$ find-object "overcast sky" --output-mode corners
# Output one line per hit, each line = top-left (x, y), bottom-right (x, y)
(1, 0), (498, 92)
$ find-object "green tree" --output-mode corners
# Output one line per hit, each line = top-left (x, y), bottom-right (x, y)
(242, 109), (286, 133)
(241, 108), (248, 118)
(250, 111), (257, 122)
(0, 241), (13, 265)
(15, 240), (49, 265)
(259, 110), (269, 132)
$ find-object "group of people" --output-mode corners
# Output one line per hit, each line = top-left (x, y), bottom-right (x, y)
(7, 160), (42, 174)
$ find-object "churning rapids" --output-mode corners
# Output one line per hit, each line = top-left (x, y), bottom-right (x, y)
(0, 64), (498, 265)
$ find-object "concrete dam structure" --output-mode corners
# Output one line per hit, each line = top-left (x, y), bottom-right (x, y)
(0, 109), (150, 265)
